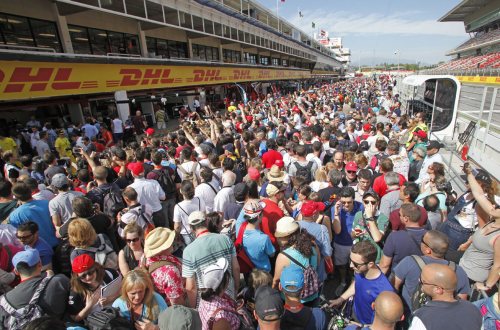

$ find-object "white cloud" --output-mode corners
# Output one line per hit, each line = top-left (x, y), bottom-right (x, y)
(287, 10), (466, 37)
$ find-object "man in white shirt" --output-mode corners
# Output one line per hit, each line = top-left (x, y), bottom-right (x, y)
(82, 119), (98, 139)
(292, 107), (302, 131)
(127, 163), (167, 227)
(306, 141), (322, 168)
(198, 144), (212, 168)
(195, 167), (219, 213)
(30, 127), (40, 151)
(214, 171), (236, 219)
(415, 141), (444, 185)
(26, 116), (40, 128)
(177, 148), (201, 182)
(111, 114), (124, 148)
(173, 181), (206, 246)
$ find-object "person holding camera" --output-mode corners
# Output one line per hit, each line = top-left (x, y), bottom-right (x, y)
(415, 175), (449, 227)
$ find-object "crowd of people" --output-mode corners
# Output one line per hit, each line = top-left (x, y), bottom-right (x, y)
(0, 76), (496, 330)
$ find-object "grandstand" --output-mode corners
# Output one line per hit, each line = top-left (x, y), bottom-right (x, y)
(435, 1), (500, 71)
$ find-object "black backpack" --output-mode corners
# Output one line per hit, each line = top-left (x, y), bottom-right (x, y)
(280, 307), (312, 330)
(294, 162), (314, 184)
(152, 169), (176, 197)
(54, 239), (74, 278)
(411, 255), (456, 311)
(338, 139), (351, 152)
(85, 307), (135, 330)
(236, 158), (247, 177)
(95, 182), (126, 219)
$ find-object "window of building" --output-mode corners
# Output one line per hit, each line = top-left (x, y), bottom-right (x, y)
(68, 24), (140, 55)
(282, 59), (288, 66)
(193, 44), (219, 61)
(260, 56), (269, 65)
(125, 0), (146, 18)
(0, 13), (62, 52)
(272, 58), (280, 66)
(205, 19), (214, 34)
(223, 49), (240, 62)
(214, 22), (223, 36)
(88, 28), (109, 55)
(163, 6), (179, 26)
(68, 25), (91, 54)
(180, 12), (192, 29)
(244, 52), (257, 64)
(146, 1), (164, 22)
(192, 16), (204, 32)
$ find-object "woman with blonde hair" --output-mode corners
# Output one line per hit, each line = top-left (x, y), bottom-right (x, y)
(69, 218), (117, 269)
(310, 166), (328, 192)
(68, 254), (121, 323)
(112, 269), (167, 328)
(118, 221), (145, 276)
(344, 151), (355, 163)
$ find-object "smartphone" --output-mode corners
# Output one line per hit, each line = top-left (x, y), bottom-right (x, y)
(354, 228), (363, 234)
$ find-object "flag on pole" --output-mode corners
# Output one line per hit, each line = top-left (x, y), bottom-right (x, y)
(298, 8), (303, 17)
(280, 0), (285, 2)
(312, 22), (315, 28)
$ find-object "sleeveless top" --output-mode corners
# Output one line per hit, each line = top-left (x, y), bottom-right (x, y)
(122, 245), (141, 271)
(460, 220), (500, 282)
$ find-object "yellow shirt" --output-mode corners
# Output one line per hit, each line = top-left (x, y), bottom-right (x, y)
(406, 123), (429, 147)
(55, 137), (72, 157)
(0, 138), (17, 154)
(228, 106), (237, 112)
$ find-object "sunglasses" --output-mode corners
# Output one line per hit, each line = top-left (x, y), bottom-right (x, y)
(77, 268), (96, 280)
(126, 237), (140, 244)
(421, 237), (433, 251)
(351, 259), (369, 268)
(347, 171), (356, 174)
(363, 200), (377, 205)
(341, 200), (353, 205)
(16, 233), (34, 241)
(419, 276), (439, 287)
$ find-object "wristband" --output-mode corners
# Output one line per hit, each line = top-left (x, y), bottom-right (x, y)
(484, 283), (492, 290)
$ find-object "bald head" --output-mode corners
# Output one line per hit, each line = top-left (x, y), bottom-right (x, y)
(374, 291), (404, 325)
(422, 263), (457, 297)
(17, 174), (29, 182)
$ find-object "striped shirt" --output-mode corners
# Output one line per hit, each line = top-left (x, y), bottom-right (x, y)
(182, 233), (237, 306)
(155, 110), (166, 123)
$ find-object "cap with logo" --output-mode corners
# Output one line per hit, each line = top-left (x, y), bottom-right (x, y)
(363, 188), (380, 200)
(345, 162), (358, 172)
(201, 258), (229, 290)
(254, 286), (284, 322)
(266, 181), (287, 196)
(301, 200), (325, 218)
(425, 140), (442, 150)
(414, 130), (427, 139)
(188, 211), (206, 226)
(280, 265), (304, 292)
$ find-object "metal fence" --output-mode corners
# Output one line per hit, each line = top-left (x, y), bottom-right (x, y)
(419, 68), (500, 77)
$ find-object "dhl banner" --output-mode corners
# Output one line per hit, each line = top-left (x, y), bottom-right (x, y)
(0, 61), (311, 101)
(311, 70), (340, 75)
(456, 76), (500, 84)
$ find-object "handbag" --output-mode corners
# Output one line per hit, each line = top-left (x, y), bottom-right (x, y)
(234, 222), (255, 274)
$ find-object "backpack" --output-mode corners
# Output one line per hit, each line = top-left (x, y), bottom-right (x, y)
(85, 307), (135, 330)
(373, 152), (389, 172)
(0, 275), (53, 329)
(207, 299), (256, 330)
(178, 162), (199, 188)
(411, 255), (456, 311)
(95, 183), (126, 219)
(236, 158), (247, 177)
(75, 234), (119, 270)
(294, 162), (314, 184)
(120, 205), (155, 238)
(281, 251), (319, 299)
(152, 169), (176, 197)
(280, 306), (313, 330)
(234, 222), (255, 274)
(338, 139), (351, 152)
(54, 239), (75, 277)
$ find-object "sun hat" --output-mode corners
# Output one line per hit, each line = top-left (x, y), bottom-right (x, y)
(266, 165), (286, 181)
(201, 258), (229, 290)
(275, 217), (300, 238)
(144, 228), (176, 258)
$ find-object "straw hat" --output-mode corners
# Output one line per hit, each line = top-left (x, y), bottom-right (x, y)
(266, 165), (286, 182)
(275, 217), (300, 238)
(144, 228), (176, 258)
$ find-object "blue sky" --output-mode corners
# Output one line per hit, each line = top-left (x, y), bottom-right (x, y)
(259, 0), (469, 65)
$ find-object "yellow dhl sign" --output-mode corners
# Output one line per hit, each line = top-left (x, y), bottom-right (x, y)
(456, 76), (500, 84)
(0, 61), (311, 100)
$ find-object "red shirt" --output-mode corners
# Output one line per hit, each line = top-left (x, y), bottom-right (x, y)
(93, 142), (106, 153)
(389, 206), (428, 231)
(260, 199), (284, 250)
(372, 173), (405, 198)
(102, 130), (115, 148)
(261, 150), (283, 169)
(175, 145), (192, 158)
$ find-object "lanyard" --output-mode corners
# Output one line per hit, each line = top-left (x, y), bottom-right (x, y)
(285, 304), (303, 310)
(197, 230), (210, 237)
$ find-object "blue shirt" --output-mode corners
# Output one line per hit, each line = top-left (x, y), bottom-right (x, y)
(259, 141), (268, 156)
(345, 326), (371, 330)
(259, 181), (270, 198)
(26, 238), (54, 266)
(354, 269), (394, 324)
(297, 221), (332, 282)
(242, 229), (275, 272)
(82, 124), (98, 138)
(9, 200), (60, 247)
(112, 292), (167, 324)
(332, 201), (364, 246)
(235, 208), (246, 234)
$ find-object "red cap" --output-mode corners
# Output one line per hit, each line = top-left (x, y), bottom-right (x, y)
(246, 116), (253, 122)
(248, 167), (260, 180)
(72, 254), (94, 274)
(128, 163), (145, 176)
(275, 160), (285, 168)
(301, 201), (325, 217)
(292, 106), (300, 113)
(345, 161), (358, 172)
(414, 130), (427, 139)
(146, 128), (155, 135)
(363, 123), (372, 131)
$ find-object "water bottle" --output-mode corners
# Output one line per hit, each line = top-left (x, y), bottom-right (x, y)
(336, 317), (344, 329)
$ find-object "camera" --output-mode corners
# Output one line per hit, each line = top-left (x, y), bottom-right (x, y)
(234, 133), (241, 140)
(437, 182), (452, 193)
(202, 115), (214, 120)
(73, 147), (82, 155)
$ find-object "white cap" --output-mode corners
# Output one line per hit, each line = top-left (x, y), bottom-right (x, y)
(201, 258), (229, 290)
